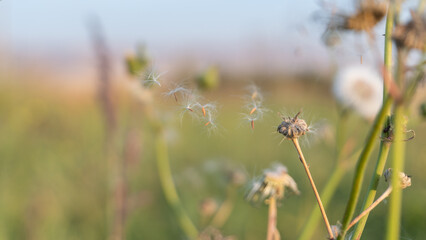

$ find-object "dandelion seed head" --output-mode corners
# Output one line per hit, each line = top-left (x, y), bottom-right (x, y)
(139, 67), (167, 88)
(333, 65), (383, 119)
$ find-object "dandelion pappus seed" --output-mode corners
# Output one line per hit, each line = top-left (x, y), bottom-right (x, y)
(186, 107), (194, 112)
(173, 92), (178, 102)
(360, 55), (363, 64)
(250, 107), (257, 115)
(251, 120), (255, 129)
(202, 106), (206, 116)
(251, 91), (258, 100)
(205, 121), (211, 126)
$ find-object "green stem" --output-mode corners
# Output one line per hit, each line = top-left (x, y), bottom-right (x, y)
(386, 104), (405, 240)
(155, 129), (199, 239)
(350, 7), (395, 237)
(337, 97), (393, 240)
(352, 141), (391, 239)
(386, 46), (407, 240)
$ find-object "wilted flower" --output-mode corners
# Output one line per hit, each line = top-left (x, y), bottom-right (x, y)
(333, 65), (383, 119)
(384, 168), (411, 189)
(246, 164), (300, 203)
(326, 0), (387, 33)
(277, 112), (310, 139)
(393, 11), (426, 51)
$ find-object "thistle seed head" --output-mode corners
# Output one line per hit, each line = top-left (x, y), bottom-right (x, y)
(277, 112), (309, 139)
(384, 168), (412, 189)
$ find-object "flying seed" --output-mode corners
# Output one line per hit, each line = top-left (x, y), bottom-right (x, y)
(187, 107), (193, 112)
(205, 121), (211, 126)
(174, 93), (178, 102)
(251, 120), (254, 129)
(360, 55), (363, 64)
(202, 106), (206, 116)
(251, 91), (258, 100)
(250, 107), (257, 115)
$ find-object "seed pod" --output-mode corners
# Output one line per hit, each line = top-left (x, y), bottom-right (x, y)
(277, 112), (309, 139)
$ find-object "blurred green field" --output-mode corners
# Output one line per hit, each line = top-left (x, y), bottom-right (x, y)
(0, 77), (425, 240)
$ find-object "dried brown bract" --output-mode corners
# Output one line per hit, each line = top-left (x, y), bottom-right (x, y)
(277, 112), (309, 139)
(327, 1), (387, 32)
(393, 11), (426, 51)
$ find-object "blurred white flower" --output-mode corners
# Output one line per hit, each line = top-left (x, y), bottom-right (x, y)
(333, 65), (383, 119)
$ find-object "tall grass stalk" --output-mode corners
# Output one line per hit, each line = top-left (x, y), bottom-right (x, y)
(386, 46), (407, 240)
(155, 129), (199, 239)
(351, 6), (395, 238)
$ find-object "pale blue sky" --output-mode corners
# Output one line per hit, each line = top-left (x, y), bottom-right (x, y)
(2, 1), (321, 51)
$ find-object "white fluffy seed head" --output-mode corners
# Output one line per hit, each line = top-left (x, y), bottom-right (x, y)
(333, 65), (383, 119)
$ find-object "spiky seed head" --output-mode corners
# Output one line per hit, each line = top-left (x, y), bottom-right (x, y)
(384, 168), (412, 189)
(277, 112), (309, 139)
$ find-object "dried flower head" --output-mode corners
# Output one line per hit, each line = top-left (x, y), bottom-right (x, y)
(326, 1), (387, 32)
(333, 65), (383, 119)
(246, 164), (300, 203)
(384, 168), (412, 189)
(393, 11), (426, 51)
(277, 112), (309, 139)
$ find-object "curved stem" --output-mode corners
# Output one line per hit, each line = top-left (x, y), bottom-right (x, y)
(292, 139), (335, 240)
(347, 186), (393, 234)
(267, 197), (278, 240)
(155, 130), (198, 239)
(210, 186), (237, 228)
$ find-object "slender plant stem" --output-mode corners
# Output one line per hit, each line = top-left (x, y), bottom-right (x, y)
(155, 129), (199, 239)
(386, 48), (407, 240)
(349, 4), (396, 238)
(292, 138), (335, 240)
(337, 96), (393, 240)
(347, 186), (393, 233)
(352, 141), (391, 239)
(297, 164), (345, 240)
(267, 197), (278, 240)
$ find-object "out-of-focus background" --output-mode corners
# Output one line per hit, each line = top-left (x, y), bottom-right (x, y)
(0, 1), (425, 239)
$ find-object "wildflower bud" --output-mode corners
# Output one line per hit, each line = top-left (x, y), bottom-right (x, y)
(384, 168), (412, 189)
(196, 66), (220, 91)
(199, 198), (218, 217)
(277, 112), (309, 139)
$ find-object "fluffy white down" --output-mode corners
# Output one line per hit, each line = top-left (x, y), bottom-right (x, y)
(333, 65), (383, 119)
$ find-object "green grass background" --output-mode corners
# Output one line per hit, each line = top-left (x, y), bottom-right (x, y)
(0, 78), (425, 240)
